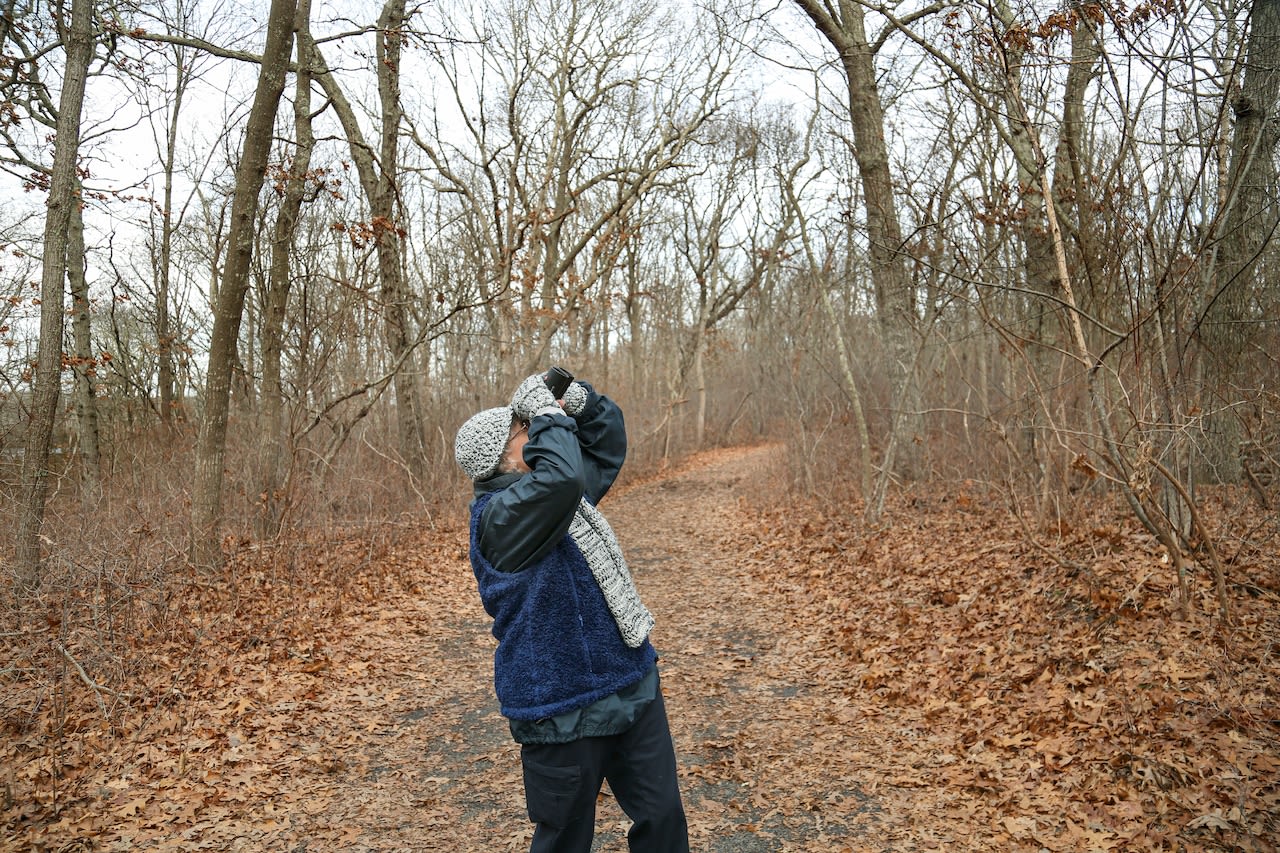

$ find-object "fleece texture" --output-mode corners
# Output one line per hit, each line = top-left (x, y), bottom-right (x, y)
(470, 491), (657, 721)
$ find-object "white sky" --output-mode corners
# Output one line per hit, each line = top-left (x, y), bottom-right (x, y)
(0, 0), (1243, 359)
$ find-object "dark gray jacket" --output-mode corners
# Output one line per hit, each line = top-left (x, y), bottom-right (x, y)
(468, 383), (656, 743)
(471, 382), (626, 572)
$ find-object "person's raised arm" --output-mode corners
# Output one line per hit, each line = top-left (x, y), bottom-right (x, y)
(478, 412), (585, 572)
(562, 380), (626, 504)
(476, 374), (583, 572)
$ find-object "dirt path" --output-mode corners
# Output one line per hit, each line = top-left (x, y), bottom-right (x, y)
(52, 445), (880, 852)
(259, 444), (877, 852)
(602, 445), (874, 852)
(13, 443), (1279, 852)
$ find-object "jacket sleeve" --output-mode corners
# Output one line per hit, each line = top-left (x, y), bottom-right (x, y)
(477, 412), (585, 573)
(571, 382), (627, 505)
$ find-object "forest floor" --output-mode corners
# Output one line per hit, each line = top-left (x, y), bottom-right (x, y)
(2, 444), (1278, 852)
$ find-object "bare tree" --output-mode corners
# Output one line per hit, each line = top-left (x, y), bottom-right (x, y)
(303, 0), (429, 478)
(663, 112), (798, 449)
(144, 0), (210, 426)
(68, 177), (101, 505)
(776, 104), (874, 500)
(256, 0), (316, 537)
(989, 0), (1103, 509)
(14, 0), (96, 588)
(417, 0), (735, 386)
(243, 0), (316, 535)
(1, 2), (106, 509)
(1204, 0), (1280, 478)
(190, 0), (300, 567)
(789, 0), (923, 475)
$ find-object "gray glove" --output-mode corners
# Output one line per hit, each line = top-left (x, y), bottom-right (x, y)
(561, 381), (588, 416)
(510, 373), (559, 422)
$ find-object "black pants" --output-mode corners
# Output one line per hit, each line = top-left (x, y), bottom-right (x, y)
(519, 686), (689, 853)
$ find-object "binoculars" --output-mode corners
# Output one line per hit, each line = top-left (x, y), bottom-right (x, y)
(544, 366), (574, 399)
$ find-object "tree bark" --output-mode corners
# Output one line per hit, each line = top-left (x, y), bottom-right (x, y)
(190, 0), (299, 567)
(14, 0), (95, 589)
(257, 0), (314, 538)
(155, 37), (194, 426)
(373, 0), (427, 478)
(997, 0), (1100, 499)
(68, 178), (101, 506)
(791, 0), (918, 474)
(308, 0), (427, 479)
(1206, 0), (1280, 480)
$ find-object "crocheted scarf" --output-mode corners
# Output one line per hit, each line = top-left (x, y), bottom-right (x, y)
(567, 499), (654, 648)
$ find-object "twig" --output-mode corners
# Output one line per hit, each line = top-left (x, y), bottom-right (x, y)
(1150, 458), (1233, 626)
(1003, 488), (1089, 577)
(1242, 463), (1272, 510)
(1119, 569), (1156, 614)
(54, 642), (130, 720)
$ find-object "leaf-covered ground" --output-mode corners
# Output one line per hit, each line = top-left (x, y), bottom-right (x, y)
(3, 444), (1277, 851)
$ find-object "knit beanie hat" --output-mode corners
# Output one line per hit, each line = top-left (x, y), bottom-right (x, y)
(455, 407), (515, 480)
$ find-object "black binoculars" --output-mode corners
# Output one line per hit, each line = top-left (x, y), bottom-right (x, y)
(544, 366), (574, 399)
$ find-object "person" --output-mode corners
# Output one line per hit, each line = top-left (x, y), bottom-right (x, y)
(453, 372), (689, 853)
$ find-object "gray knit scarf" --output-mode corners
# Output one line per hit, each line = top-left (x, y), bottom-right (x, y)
(567, 499), (654, 648)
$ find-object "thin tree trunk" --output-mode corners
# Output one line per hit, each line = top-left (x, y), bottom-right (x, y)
(308, 0), (426, 478)
(257, 0), (314, 538)
(995, 0), (1061, 492)
(15, 0), (95, 589)
(693, 339), (706, 449)
(68, 178), (101, 506)
(373, 0), (427, 479)
(156, 41), (191, 426)
(788, 169), (874, 501)
(190, 0), (299, 567)
(626, 242), (645, 398)
(792, 0), (918, 477)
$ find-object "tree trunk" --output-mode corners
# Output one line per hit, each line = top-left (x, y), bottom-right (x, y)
(996, 0), (1060, 490)
(309, 0), (426, 478)
(156, 40), (192, 426)
(1054, 12), (1102, 289)
(1206, 0), (1280, 480)
(14, 0), (95, 590)
(821, 282), (873, 501)
(257, 0), (314, 538)
(373, 0), (427, 479)
(792, 0), (918, 475)
(693, 335), (706, 449)
(68, 178), (101, 506)
(999, 1), (1101, 501)
(190, 0), (299, 567)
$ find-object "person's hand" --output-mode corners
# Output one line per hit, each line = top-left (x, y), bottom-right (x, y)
(561, 381), (588, 416)
(510, 373), (559, 421)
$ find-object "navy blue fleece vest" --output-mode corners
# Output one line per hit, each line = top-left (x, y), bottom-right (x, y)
(470, 492), (656, 721)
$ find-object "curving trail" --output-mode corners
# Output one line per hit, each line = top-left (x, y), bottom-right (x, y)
(281, 444), (882, 852)
(27, 441), (1275, 852)
(49, 445), (887, 852)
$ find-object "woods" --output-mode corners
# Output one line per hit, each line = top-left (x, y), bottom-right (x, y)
(2, 0), (1277, 849)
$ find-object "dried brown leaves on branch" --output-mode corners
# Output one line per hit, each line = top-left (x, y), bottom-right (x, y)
(2, 447), (1276, 851)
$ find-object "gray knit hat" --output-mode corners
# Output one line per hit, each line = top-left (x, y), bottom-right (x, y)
(454, 407), (515, 480)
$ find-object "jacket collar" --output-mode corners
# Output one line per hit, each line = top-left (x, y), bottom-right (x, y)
(473, 471), (523, 497)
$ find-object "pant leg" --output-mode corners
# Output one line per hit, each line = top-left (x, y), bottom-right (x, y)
(521, 737), (609, 853)
(604, 685), (690, 853)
